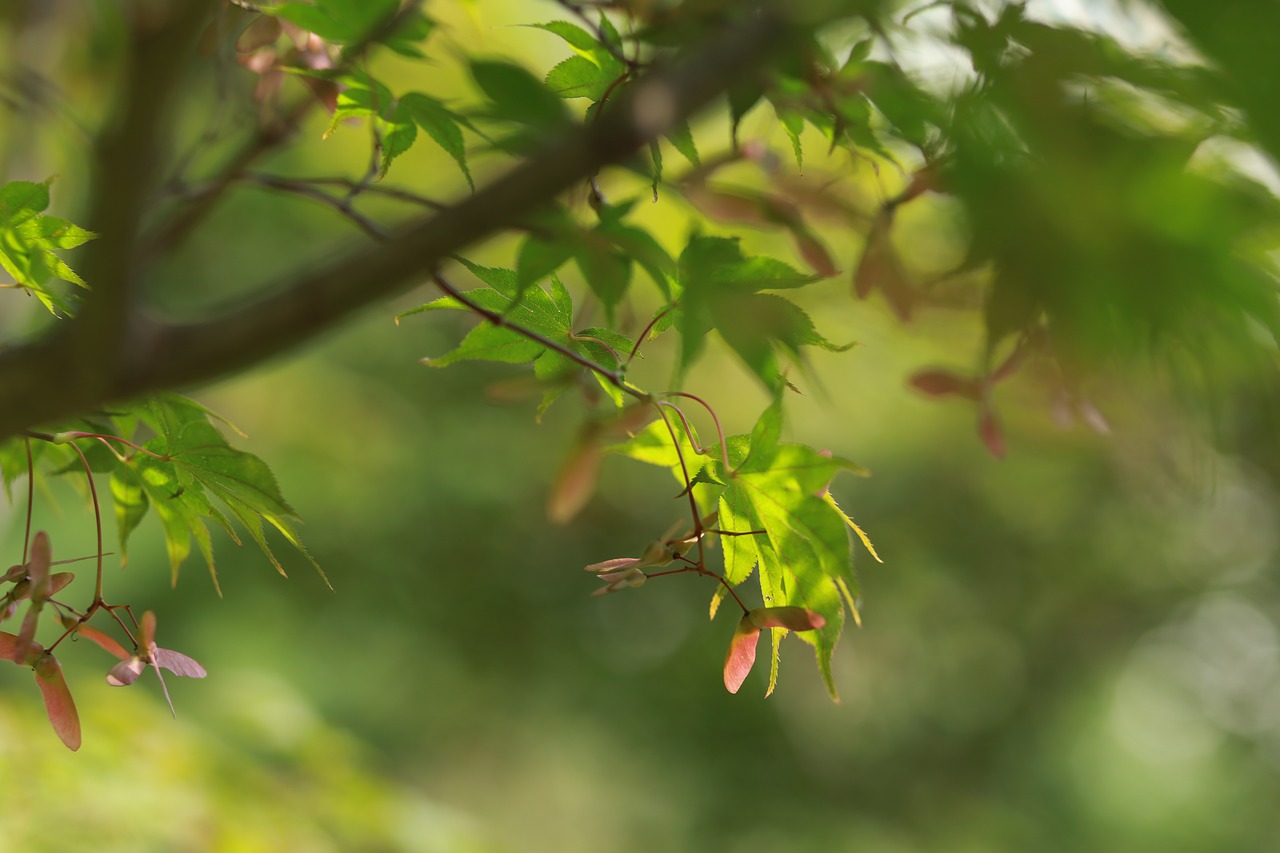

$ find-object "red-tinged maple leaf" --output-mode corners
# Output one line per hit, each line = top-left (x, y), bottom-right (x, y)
(979, 407), (1006, 459)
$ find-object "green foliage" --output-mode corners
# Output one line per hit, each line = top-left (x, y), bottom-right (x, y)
(6, 0), (1280, 768)
(0, 178), (95, 315)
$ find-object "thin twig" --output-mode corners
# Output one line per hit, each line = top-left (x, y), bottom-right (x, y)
(22, 437), (33, 565)
(625, 304), (674, 366)
(142, 2), (428, 260)
(247, 175), (389, 239)
(63, 441), (104, 604)
(652, 402), (707, 570)
(432, 272), (647, 400)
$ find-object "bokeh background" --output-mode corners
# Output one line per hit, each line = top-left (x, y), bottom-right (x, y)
(3, 1), (1280, 851)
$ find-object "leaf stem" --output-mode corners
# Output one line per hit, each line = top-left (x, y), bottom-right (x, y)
(22, 437), (33, 566)
(57, 431), (169, 461)
(645, 561), (749, 614)
(652, 403), (706, 569)
(665, 391), (730, 473)
(64, 442), (105, 605)
(625, 304), (674, 367)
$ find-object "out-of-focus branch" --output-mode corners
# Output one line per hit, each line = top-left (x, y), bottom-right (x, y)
(70, 0), (220, 391)
(0, 6), (802, 439)
(140, 1), (427, 261)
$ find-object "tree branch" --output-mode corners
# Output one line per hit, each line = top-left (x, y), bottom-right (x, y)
(68, 0), (220, 400)
(0, 6), (801, 439)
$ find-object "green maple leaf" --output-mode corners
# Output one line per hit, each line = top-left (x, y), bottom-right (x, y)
(612, 395), (875, 699)
(0, 178), (96, 315)
(674, 234), (848, 384)
(403, 259), (634, 412)
(108, 395), (324, 592)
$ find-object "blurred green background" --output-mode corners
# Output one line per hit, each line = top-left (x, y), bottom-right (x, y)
(3, 1), (1280, 851)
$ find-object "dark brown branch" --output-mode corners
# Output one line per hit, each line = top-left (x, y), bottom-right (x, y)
(0, 6), (801, 440)
(70, 0), (219, 395)
(140, 1), (426, 260)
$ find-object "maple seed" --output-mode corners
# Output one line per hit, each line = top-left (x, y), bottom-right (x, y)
(747, 606), (826, 631)
(592, 566), (647, 596)
(0, 631), (82, 750)
(105, 611), (207, 717)
(723, 608), (826, 694)
(723, 615), (760, 694)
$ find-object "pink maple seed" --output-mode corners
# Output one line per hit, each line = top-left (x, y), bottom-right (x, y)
(0, 631), (81, 750)
(61, 617), (131, 660)
(13, 531), (54, 661)
(747, 606), (826, 632)
(979, 407), (1006, 459)
(723, 614), (761, 694)
(791, 227), (839, 278)
(106, 656), (147, 687)
(154, 648), (207, 678)
(0, 629), (23, 662)
(909, 370), (983, 401)
(547, 430), (603, 525)
(584, 557), (643, 574)
(33, 652), (81, 751)
(107, 611), (206, 718)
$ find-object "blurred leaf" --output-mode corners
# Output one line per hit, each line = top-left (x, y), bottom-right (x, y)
(470, 59), (571, 130)
(267, 0), (398, 44)
(548, 428), (603, 524)
(665, 120), (700, 166)
(400, 92), (474, 190)
(0, 178), (95, 315)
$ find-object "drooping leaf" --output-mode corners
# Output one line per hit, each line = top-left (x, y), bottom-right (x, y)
(518, 235), (576, 296)
(470, 59), (571, 130)
(665, 120), (700, 166)
(378, 107), (418, 177)
(110, 465), (150, 566)
(117, 394), (321, 589)
(596, 220), (674, 298)
(0, 178), (96, 315)
(574, 238), (632, 321)
(381, 7), (435, 58)
(400, 92), (474, 190)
